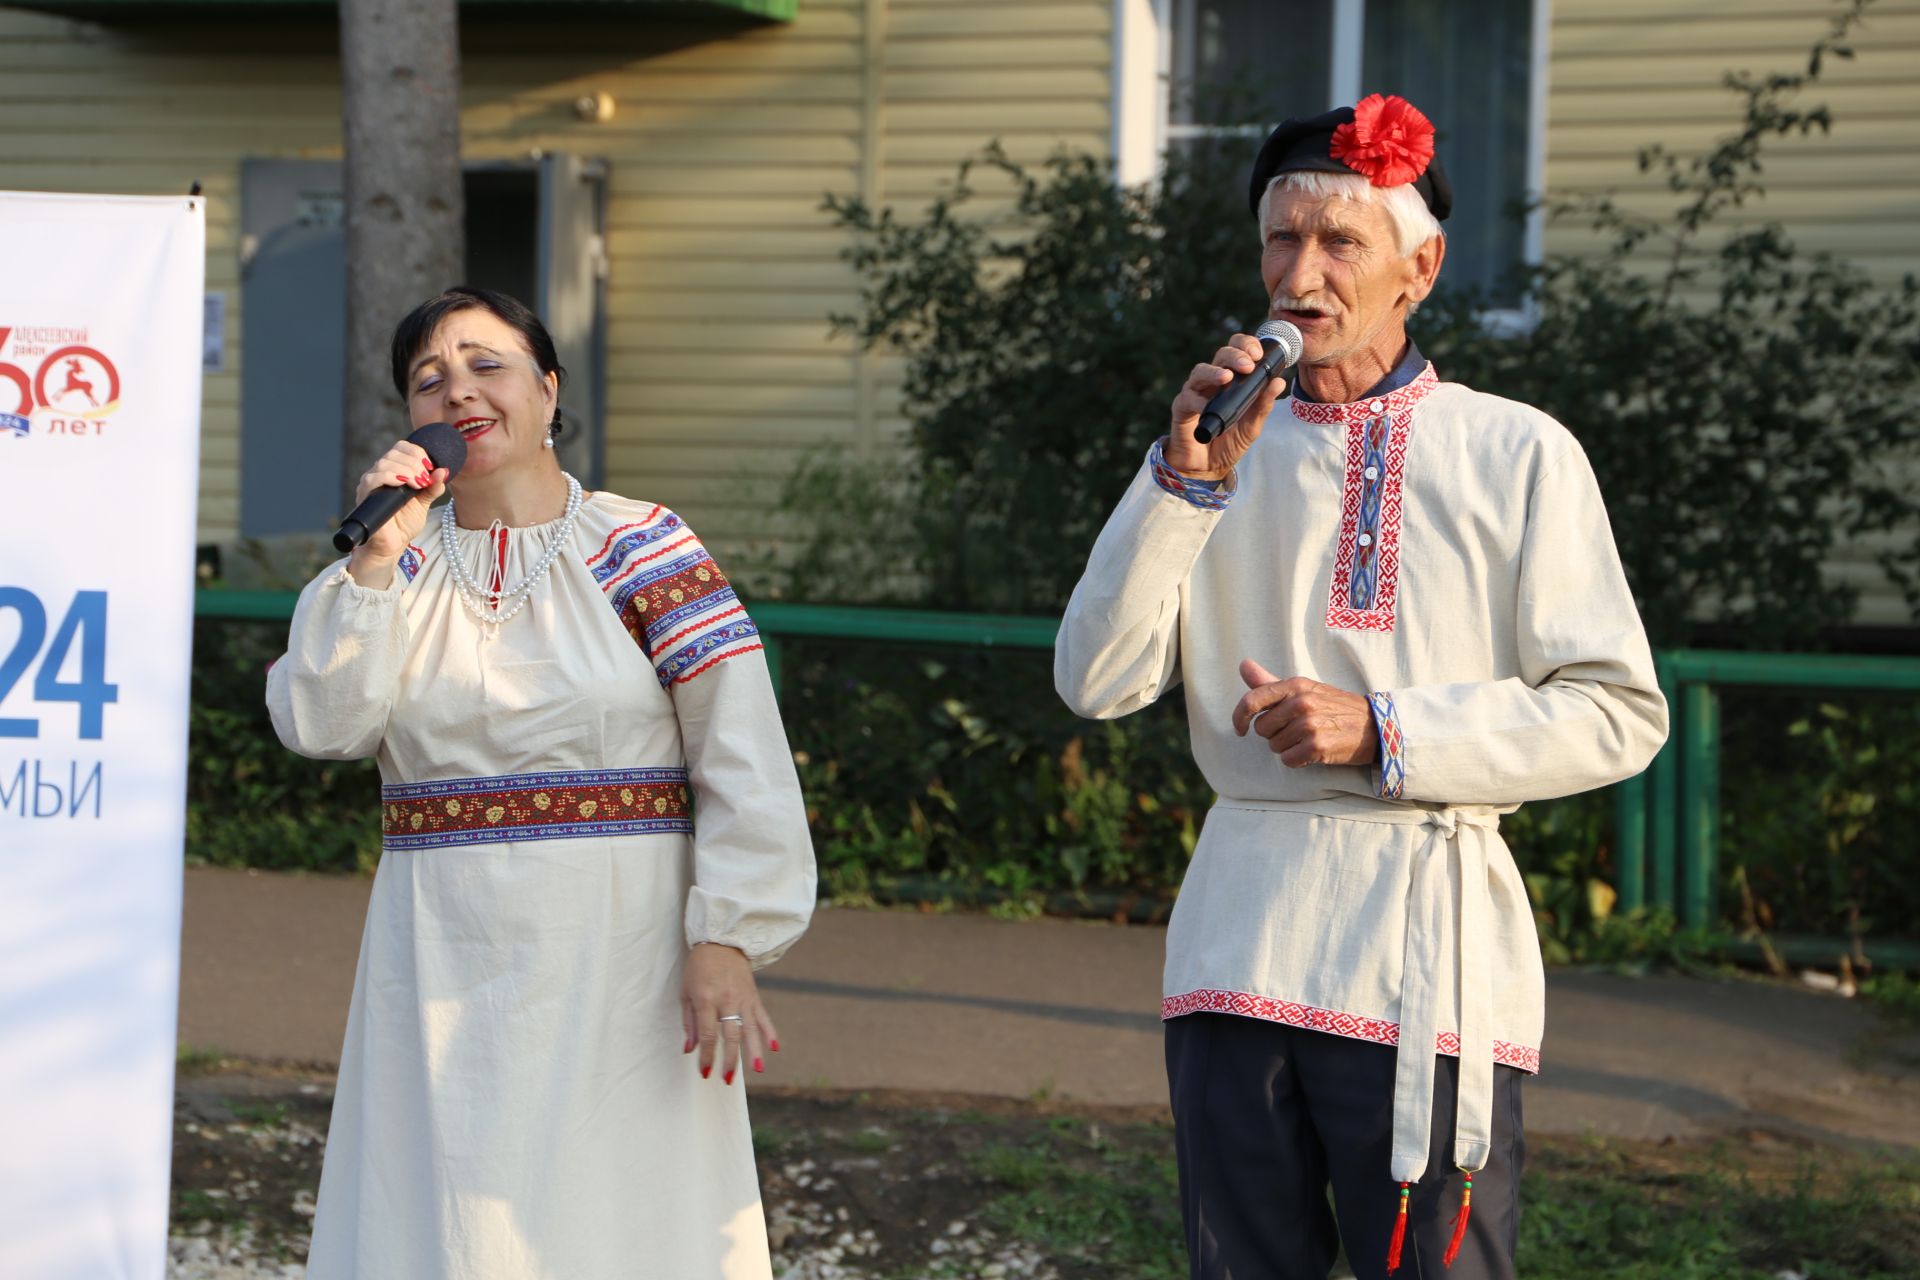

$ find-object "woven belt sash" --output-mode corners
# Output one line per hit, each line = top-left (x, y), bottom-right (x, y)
(381, 767), (692, 850)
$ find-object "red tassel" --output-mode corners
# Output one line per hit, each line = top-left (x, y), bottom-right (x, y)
(1441, 1172), (1474, 1268)
(1385, 1181), (1411, 1273)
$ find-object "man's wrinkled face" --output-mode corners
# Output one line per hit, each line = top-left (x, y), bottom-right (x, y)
(1259, 188), (1429, 370)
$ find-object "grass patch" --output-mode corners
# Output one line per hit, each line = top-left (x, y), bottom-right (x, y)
(750, 1124), (794, 1159)
(172, 1188), (242, 1227)
(230, 1101), (290, 1129)
(970, 1134), (1186, 1279)
(175, 1044), (224, 1075)
(1862, 973), (1920, 1027)
(847, 1126), (894, 1154)
(1522, 1137), (1920, 1279)
(962, 1125), (1919, 1280)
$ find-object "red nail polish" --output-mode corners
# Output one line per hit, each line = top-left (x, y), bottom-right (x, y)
(683, 1037), (694, 1054)
(753, 1058), (764, 1073)
(700, 1065), (710, 1079)
(724, 1069), (735, 1085)
(770, 1039), (780, 1052)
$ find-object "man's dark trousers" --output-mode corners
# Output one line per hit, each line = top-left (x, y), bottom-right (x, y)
(1165, 1013), (1526, 1280)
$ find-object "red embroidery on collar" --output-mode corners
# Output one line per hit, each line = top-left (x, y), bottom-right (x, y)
(1289, 363), (1440, 425)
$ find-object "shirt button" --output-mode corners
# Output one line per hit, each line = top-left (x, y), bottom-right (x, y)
(1364, 466), (1379, 480)
(1358, 533), (1374, 547)
(1369, 399), (1386, 414)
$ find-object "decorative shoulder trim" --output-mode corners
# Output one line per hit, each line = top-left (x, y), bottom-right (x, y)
(586, 505), (682, 584)
(1308, 365), (1439, 633)
(1148, 437), (1234, 511)
(590, 507), (762, 688)
(1369, 691), (1406, 799)
(397, 544), (425, 583)
(1162, 988), (1541, 1074)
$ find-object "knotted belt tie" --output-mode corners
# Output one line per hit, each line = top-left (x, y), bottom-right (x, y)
(1390, 803), (1501, 1184)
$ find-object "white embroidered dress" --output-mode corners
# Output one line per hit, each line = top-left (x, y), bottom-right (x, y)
(1056, 366), (1667, 1185)
(267, 492), (815, 1280)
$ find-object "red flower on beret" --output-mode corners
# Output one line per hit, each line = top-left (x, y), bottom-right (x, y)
(1329, 94), (1435, 187)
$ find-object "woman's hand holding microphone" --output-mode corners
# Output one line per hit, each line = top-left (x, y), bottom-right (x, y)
(344, 441), (450, 589)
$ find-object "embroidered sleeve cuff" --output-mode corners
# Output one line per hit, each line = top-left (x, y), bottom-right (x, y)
(336, 543), (426, 594)
(1148, 437), (1235, 511)
(1368, 690), (1406, 799)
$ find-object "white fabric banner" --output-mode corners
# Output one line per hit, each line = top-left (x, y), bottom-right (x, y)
(0, 191), (206, 1279)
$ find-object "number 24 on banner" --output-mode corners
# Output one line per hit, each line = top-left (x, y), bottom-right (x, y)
(0, 588), (118, 739)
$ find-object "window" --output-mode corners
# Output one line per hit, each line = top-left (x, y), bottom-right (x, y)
(1140, 0), (1544, 308)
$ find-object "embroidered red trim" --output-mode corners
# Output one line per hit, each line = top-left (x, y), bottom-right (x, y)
(621, 557), (733, 654)
(1294, 366), (1439, 634)
(384, 775), (691, 847)
(674, 642), (765, 685)
(656, 603), (747, 653)
(1288, 363), (1439, 427)
(601, 534), (698, 592)
(585, 505), (664, 565)
(1162, 987), (1542, 1074)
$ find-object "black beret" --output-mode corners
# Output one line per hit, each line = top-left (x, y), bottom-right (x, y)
(1248, 100), (1452, 223)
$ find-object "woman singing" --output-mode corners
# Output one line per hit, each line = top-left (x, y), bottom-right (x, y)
(267, 286), (815, 1279)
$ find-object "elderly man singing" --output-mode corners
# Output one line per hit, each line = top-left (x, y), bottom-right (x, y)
(1055, 95), (1668, 1280)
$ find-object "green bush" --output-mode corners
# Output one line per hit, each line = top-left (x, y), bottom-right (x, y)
(1721, 691), (1920, 941)
(186, 617), (379, 873)
(785, 641), (1207, 916)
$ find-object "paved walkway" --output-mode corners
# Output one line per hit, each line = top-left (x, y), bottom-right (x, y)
(179, 867), (1920, 1150)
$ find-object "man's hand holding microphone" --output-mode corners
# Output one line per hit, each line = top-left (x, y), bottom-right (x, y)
(1164, 318), (1303, 481)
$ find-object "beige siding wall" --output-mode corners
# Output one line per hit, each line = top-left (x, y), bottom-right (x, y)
(1547, 0), (1920, 626)
(1548, 0), (1920, 283)
(0, 12), (344, 544)
(5, 0), (1910, 623)
(0, 0), (1113, 559)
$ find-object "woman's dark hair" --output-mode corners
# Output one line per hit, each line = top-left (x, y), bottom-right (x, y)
(390, 285), (570, 436)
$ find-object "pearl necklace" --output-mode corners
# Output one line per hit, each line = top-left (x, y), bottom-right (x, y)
(441, 472), (583, 626)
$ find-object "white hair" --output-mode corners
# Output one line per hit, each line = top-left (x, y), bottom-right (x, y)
(1256, 170), (1442, 258)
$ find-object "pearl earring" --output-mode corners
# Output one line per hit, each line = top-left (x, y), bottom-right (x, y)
(543, 436), (556, 449)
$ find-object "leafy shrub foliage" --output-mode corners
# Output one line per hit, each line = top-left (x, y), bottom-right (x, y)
(784, 641), (1208, 918)
(187, 618), (380, 872)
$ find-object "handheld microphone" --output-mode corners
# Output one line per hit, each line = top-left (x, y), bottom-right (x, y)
(332, 422), (469, 554)
(1193, 320), (1303, 444)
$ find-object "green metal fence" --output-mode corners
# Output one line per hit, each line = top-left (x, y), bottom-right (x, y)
(197, 590), (1919, 963)
(1611, 648), (1920, 969)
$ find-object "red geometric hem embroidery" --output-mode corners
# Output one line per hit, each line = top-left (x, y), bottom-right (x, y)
(1294, 365), (1439, 635)
(1161, 987), (1541, 1074)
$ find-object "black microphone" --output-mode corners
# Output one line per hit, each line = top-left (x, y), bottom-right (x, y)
(332, 422), (469, 554)
(1193, 320), (1304, 443)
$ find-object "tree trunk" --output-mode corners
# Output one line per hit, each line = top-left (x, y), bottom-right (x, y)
(338, 0), (464, 512)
